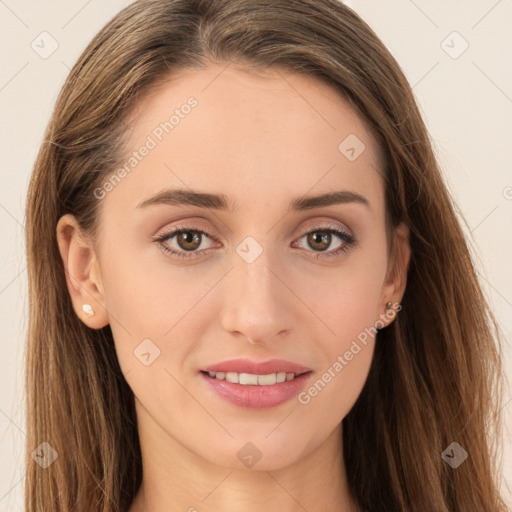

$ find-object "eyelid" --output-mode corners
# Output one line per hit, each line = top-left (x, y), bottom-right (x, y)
(153, 217), (212, 237)
(297, 220), (353, 238)
(153, 222), (351, 244)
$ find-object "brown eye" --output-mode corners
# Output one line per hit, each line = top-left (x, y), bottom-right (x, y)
(176, 230), (203, 251)
(306, 231), (332, 252)
(155, 226), (217, 259)
(294, 226), (356, 259)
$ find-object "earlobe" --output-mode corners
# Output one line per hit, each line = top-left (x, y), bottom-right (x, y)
(56, 214), (109, 329)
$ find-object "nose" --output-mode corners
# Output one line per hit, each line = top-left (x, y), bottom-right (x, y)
(220, 242), (295, 346)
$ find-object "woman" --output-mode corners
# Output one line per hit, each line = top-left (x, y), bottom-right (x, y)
(24, 0), (509, 510)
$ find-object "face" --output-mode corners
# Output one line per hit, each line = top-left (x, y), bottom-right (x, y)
(58, 62), (409, 471)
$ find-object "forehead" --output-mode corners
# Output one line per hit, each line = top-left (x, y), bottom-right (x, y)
(109, 62), (385, 215)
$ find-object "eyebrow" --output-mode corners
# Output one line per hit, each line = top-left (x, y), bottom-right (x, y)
(137, 188), (370, 212)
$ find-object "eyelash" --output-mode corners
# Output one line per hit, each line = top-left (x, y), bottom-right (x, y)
(154, 224), (356, 260)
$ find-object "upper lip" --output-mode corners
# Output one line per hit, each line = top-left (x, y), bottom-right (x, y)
(201, 358), (312, 375)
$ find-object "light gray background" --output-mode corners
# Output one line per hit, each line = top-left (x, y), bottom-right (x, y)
(1, 1), (511, 509)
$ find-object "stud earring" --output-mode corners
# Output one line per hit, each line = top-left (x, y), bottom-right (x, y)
(385, 301), (393, 311)
(82, 304), (95, 317)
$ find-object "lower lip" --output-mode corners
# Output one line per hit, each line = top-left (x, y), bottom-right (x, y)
(200, 371), (313, 409)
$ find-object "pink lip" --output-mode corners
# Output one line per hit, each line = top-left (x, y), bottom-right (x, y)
(200, 358), (313, 409)
(201, 358), (312, 375)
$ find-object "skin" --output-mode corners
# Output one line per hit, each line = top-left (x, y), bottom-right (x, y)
(57, 61), (410, 512)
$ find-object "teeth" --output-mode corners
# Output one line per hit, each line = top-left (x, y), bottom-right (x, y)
(239, 373), (258, 385)
(206, 371), (297, 385)
(258, 373), (277, 385)
(225, 372), (238, 383)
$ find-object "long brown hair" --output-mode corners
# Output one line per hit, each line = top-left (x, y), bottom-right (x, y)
(25, 0), (509, 510)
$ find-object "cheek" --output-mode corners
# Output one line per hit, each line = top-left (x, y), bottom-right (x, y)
(298, 239), (388, 349)
(296, 276), (380, 429)
(296, 337), (375, 441)
(98, 239), (226, 378)
(98, 228), (211, 330)
(293, 245), (386, 420)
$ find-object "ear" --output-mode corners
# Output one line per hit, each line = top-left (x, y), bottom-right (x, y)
(378, 221), (411, 327)
(56, 214), (109, 329)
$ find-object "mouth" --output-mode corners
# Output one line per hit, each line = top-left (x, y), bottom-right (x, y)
(198, 359), (313, 409)
(200, 370), (309, 386)
(200, 357), (312, 377)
